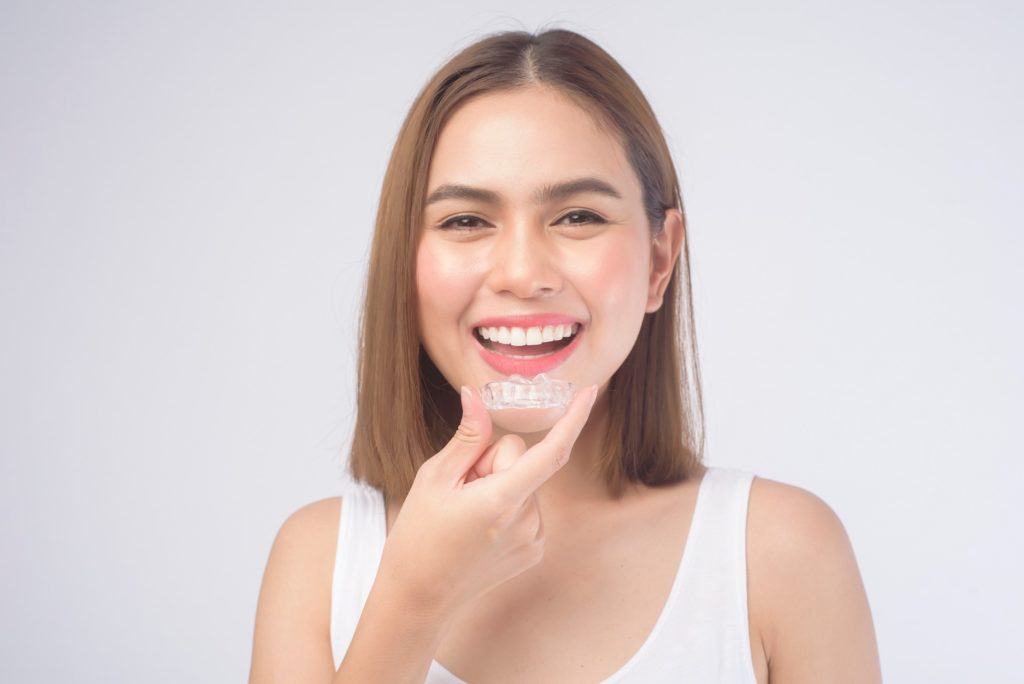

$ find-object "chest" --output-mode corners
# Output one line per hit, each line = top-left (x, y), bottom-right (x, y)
(427, 488), (699, 683)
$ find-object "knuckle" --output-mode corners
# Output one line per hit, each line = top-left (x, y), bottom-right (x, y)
(485, 522), (502, 545)
(454, 420), (483, 444)
(498, 433), (526, 451)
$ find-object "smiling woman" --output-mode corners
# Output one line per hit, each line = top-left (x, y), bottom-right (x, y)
(416, 86), (674, 439)
(249, 28), (881, 684)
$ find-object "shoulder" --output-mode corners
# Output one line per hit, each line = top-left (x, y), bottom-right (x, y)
(747, 476), (846, 552)
(745, 477), (881, 682)
(273, 496), (343, 558)
(259, 496), (343, 618)
(249, 496), (343, 682)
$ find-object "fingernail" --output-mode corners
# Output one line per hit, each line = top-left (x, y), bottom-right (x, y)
(460, 386), (472, 413)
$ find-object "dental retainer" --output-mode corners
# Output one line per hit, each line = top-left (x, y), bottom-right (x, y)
(481, 373), (575, 410)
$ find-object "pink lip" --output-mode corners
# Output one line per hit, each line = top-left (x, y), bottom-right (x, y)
(473, 324), (584, 377)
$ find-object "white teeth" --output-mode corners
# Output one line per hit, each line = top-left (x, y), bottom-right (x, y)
(477, 322), (580, 348)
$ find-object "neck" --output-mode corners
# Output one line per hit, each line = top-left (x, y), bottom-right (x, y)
(491, 391), (633, 511)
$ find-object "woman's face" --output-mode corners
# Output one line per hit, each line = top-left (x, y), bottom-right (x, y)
(416, 86), (677, 432)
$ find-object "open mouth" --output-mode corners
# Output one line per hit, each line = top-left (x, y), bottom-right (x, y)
(474, 323), (581, 358)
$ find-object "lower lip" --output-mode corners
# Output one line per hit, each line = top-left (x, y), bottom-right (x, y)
(474, 328), (584, 377)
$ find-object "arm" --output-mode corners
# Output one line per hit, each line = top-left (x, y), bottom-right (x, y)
(248, 497), (456, 684)
(332, 561), (454, 683)
(249, 498), (339, 683)
(249, 387), (596, 682)
(746, 478), (882, 683)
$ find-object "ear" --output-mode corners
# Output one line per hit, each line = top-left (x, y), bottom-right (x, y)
(646, 208), (684, 313)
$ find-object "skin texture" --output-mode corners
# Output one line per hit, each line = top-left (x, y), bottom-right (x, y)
(249, 86), (882, 683)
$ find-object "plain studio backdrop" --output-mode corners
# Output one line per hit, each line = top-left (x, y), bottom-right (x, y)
(1, 1), (1020, 681)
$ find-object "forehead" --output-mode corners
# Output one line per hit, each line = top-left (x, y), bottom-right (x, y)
(426, 87), (640, 202)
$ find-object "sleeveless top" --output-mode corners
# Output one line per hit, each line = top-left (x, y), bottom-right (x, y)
(330, 466), (759, 683)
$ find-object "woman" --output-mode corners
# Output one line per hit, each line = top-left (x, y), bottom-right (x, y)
(250, 29), (881, 683)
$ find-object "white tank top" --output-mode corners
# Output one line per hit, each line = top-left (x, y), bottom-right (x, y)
(330, 466), (758, 682)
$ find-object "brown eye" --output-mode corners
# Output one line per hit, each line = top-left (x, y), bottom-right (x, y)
(557, 210), (606, 225)
(439, 215), (490, 230)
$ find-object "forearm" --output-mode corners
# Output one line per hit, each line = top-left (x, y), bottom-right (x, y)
(333, 568), (455, 684)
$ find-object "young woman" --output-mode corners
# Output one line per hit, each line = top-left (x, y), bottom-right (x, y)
(249, 29), (881, 683)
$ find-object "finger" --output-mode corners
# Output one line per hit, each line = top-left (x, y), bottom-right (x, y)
(490, 434), (526, 474)
(496, 384), (598, 502)
(436, 386), (494, 484)
(469, 441), (499, 482)
(467, 443), (495, 484)
(467, 434), (523, 482)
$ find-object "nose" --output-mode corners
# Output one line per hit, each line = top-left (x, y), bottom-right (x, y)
(485, 222), (563, 299)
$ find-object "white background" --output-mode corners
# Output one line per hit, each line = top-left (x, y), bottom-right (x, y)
(1, 1), (1020, 681)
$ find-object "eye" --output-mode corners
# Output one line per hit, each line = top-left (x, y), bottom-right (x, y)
(438, 215), (491, 230)
(556, 210), (606, 226)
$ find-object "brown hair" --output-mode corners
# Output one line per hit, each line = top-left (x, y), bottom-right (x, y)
(348, 28), (704, 500)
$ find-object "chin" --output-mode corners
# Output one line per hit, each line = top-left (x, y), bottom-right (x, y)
(487, 404), (569, 435)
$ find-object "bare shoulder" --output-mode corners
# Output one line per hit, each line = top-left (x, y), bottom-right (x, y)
(747, 477), (846, 550)
(274, 496), (343, 560)
(746, 477), (882, 684)
(249, 496), (343, 683)
(262, 496), (344, 607)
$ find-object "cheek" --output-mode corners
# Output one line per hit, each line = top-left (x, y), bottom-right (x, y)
(415, 240), (477, 329)
(570, 237), (650, 310)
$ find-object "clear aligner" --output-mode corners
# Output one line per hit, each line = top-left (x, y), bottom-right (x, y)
(481, 373), (575, 410)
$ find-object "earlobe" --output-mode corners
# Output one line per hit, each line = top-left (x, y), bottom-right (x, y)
(646, 209), (684, 312)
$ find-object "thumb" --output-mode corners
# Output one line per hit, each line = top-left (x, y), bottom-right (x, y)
(436, 385), (493, 482)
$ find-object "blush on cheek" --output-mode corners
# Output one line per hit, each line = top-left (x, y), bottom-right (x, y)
(578, 241), (649, 300)
(415, 239), (481, 330)
(416, 240), (477, 288)
(414, 242), (438, 291)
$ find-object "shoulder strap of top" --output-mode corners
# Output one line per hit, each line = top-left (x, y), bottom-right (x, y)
(682, 466), (755, 613)
(330, 483), (387, 671)
(593, 467), (759, 683)
(671, 467), (757, 676)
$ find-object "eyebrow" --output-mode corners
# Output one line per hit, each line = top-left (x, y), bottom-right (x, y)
(424, 176), (623, 207)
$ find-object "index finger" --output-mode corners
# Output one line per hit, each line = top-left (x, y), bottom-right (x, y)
(495, 384), (598, 504)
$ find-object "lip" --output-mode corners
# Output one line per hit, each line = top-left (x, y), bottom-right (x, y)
(473, 323), (584, 377)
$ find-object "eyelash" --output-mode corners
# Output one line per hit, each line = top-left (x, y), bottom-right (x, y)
(438, 210), (607, 231)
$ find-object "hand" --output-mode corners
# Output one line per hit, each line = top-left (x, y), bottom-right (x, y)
(379, 383), (598, 622)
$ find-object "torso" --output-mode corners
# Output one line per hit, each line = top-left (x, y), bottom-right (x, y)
(382, 466), (770, 683)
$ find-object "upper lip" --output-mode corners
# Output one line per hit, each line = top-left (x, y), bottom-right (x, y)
(471, 314), (584, 330)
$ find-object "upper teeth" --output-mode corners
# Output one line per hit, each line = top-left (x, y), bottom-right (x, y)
(477, 323), (580, 346)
